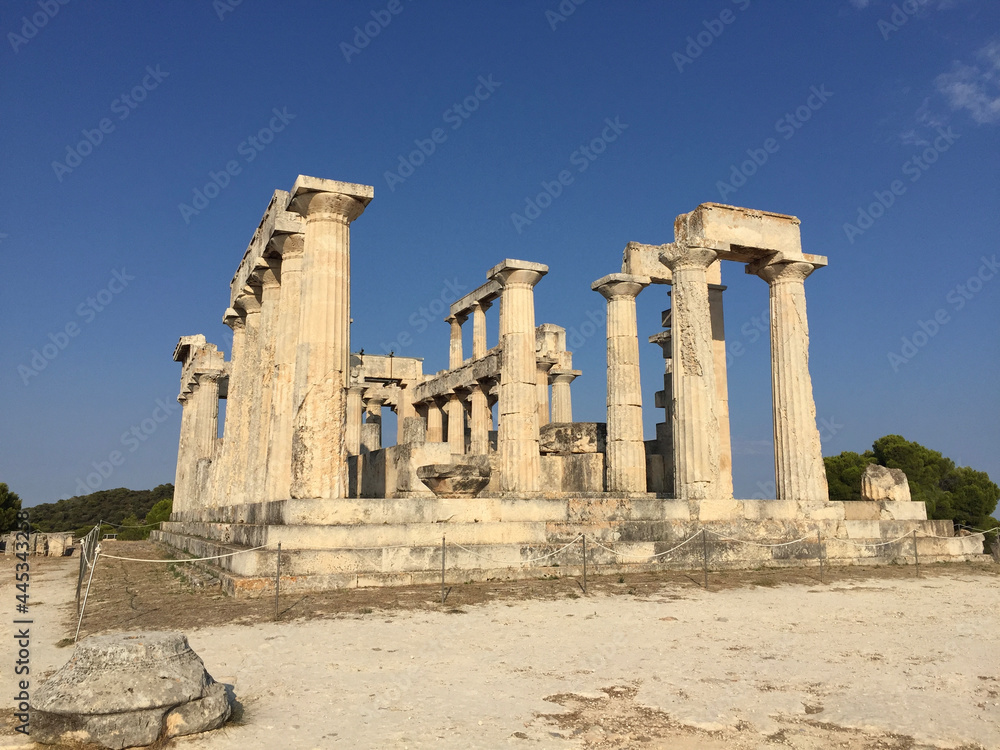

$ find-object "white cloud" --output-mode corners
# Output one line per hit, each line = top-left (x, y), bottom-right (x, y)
(936, 39), (1000, 125)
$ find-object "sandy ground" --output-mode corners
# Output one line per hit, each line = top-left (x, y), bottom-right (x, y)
(1, 548), (998, 749)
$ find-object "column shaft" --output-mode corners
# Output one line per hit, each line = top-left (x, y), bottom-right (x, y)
(470, 383), (490, 454)
(264, 234), (303, 501)
(757, 261), (828, 502)
(448, 315), (465, 369)
(593, 275), (649, 492)
(289, 191), (368, 500)
(174, 394), (194, 512)
(219, 315), (247, 506)
(426, 400), (444, 442)
(550, 371), (578, 423)
(346, 386), (364, 455)
(708, 284), (734, 498)
(237, 291), (262, 505)
(446, 393), (465, 454)
(660, 245), (724, 500)
(472, 301), (489, 359)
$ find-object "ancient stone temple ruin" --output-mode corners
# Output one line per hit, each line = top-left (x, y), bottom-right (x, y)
(155, 175), (982, 594)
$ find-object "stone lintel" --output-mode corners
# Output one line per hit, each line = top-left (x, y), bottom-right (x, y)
(675, 203), (808, 262)
(412, 350), (501, 403)
(230, 190), (289, 306)
(622, 242), (673, 284)
(450, 279), (501, 317)
(288, 175), (374, 208)
(487, 258), (549, 281)
(349, 352), (424, 382)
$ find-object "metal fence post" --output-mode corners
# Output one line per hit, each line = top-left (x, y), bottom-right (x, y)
(582, 534), (587, 594)
(441, 535), (446, 605)
(913, 530), (920, 578)
(275, 542), (281, 622)
(818, 529), (824, 584)
(701, 529), (709, 590)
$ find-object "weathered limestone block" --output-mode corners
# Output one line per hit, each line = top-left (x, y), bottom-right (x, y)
(31, 632), (231, 749)
(417, 464), (491, 498)
(539, 422), (607, 454)
(861, 464), (912, 502)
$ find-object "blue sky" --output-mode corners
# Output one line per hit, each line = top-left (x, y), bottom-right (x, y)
(2, 0), (997, 506)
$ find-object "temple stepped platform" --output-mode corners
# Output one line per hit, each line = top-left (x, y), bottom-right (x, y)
(151, 497), (987, 598)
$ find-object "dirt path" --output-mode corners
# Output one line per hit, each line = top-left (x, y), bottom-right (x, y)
(1, 545), (997, 749)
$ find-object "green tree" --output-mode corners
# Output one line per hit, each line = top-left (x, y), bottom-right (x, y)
(825, 436), (999, 534)
(0, 483), (22, 534)
(144, 498), (173, 529)
(116, 513), (146, 541)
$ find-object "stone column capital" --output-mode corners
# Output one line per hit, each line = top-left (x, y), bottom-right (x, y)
(592, 273), (650, 300)
(251, 257), (281, 289)
(446, 313), (468, 326)
(234, 288), (261, 315)
(658, 243), (718, 272)
(222, 307), (244, 330)
(753, 259), (817, 286)
(550, 370), (581, 386)
(268, 231), (305, 259)
(488, 259), (548, 289)
(289, 190), (369, 225)
(471, 299), (492, 314)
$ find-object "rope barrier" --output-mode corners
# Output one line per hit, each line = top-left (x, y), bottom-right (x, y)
(703, 529), (813, 548)
(587, 531), (702, 561)
(98, 544), (270, 563)
(837, 532), (914, 548)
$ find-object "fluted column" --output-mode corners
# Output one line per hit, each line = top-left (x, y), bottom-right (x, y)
(593, 274), (649, 492)
(346, 385), (365, 455)
(395, 382), (415, 445)
(174, 392), (195, 512)
(235, 288), (262, 505)
(469, 382), (490, 454)
(489, 260), (547, 493)
(536, 359), (554, 427)
(190, 372), (221, 496)
(659, 244), (724, 500)
(754, 260), (829, 502)
(446, 391), (465, 455)
(708, 283), (734, 499)
(472, 300), (490, 359)
(287, 183), (371, 500)
(447, 314), (466, 369)
(219, 309), (247, 505)
(252, 260), (280, 499)
(264, 231), (304, 501)
(550, 370), (579, 423)
(426, 399), (444, 442)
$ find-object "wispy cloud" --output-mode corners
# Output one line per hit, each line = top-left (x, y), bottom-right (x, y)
(936, 39), (1000, 125)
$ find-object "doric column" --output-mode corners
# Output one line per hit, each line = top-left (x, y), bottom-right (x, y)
(395, 382), (415, 445)
(235, 287), (262, 504)
(472, 300), (490, 359)
(287, 180), (372, 500)
(446, 391), (465, 455)
(550, 370), (579, 423)
(708, 283), (734, 498)
(593, 274), (649, 492)
(536, 358), (554, 427)
(219, 309), (247, 505)
(346, 385), (365, 455)
(469, 381), (490, 454)
(174, 392), (195, 512)
(447, 314), (466, 369)
(753, 259), (829, 502)
(264, 231), (304, 501)
(489, 260), (548, 493)
(188, 371), (221, 505)
(252, 260), (280, 499)
(426, 398), (444, 442)
(659, 244), (724, 500)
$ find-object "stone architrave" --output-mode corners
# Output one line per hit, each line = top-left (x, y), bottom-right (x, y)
(287, 178), (373, 500)
(658, 244), (723, 500)
(593, 273), (650, 492)
(861, 464), (912, 502)
(751, 258), (828, 503)
(489, 260), (548, 493)
(264, 229), (304, 501)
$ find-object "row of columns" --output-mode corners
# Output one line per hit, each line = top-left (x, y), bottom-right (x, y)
(592, 243), (827, 503)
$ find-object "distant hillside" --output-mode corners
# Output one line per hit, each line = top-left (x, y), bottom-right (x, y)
(27, 484), (173, 535)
